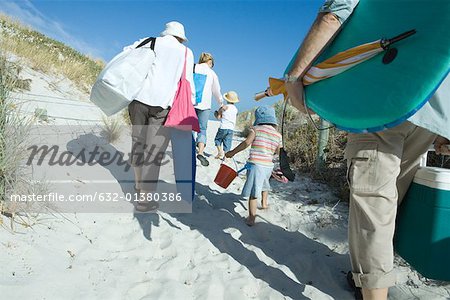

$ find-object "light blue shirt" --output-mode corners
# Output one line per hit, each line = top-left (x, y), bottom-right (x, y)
(320, 0), (450, 140)
(408, 76), (450, 140)
(319, 0), (359, 24)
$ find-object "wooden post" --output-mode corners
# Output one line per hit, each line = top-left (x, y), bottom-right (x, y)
(316, 118), (329, 170)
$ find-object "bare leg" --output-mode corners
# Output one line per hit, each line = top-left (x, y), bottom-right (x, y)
(197, 142), (205, 155)
(133, 166), (142, 190)
(215, 145), (224, 159)
(196, 142), (209, 166)
(246, 197), (257, 226)
(261, 191), (269, 209)
(362, 288), (388, 300)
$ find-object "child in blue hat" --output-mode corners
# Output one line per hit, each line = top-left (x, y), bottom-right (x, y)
(225, 105), (282, 226)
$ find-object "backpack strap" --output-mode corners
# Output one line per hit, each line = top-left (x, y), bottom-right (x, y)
(136, 37), (156, 49)
(150, 37), (156, 50)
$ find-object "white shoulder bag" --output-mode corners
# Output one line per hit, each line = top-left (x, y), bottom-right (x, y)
(90, 37), (156, 116)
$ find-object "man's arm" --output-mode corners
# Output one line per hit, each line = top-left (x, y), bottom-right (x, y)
(285, 0), (359, 113)
(285, 13), (341, 113)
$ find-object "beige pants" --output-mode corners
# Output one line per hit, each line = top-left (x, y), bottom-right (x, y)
(345, 121), (436, 289)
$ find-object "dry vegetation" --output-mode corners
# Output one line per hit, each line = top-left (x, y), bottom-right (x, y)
(101, 115), (123, 143)
(0, 16), (127, 224)
(1, 54), (58, 229)
(278, 101), (348, 199)
(0, 14), (103, 93)
(0, 54), (47, 226)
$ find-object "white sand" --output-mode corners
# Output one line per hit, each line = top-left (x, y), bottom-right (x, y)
(1, 62), (449, 299)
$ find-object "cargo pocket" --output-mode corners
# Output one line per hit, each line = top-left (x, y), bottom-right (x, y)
(345, 142), (378, 193)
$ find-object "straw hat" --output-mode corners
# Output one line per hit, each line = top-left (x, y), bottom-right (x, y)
(223, 91), (239, 103)
(160, 21), (188, 42)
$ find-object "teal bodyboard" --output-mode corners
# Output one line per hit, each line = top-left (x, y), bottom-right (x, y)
(301, 0), (450, 132)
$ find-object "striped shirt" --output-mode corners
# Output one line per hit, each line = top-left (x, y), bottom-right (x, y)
(248, 125), (282, 167)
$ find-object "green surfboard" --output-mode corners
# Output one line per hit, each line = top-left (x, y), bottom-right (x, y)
(301, 0), (450, 132)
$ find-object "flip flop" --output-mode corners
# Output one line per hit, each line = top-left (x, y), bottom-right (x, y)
(271, 169), (289, 183)
(197, 154), (209, 166)
(346, 271), (363, 300)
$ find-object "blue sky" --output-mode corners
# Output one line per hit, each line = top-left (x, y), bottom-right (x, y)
(1, 0), (322, 112)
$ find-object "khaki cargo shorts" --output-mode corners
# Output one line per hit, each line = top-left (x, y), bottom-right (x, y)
(345, 121), (436, 289)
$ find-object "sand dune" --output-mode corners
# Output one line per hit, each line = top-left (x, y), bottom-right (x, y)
(1, 64), (449, 299)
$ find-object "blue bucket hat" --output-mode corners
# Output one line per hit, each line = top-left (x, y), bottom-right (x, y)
(254, 105), (278, 126)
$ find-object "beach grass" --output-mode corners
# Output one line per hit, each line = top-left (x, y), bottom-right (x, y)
(0, 54), (48, 227)
(101, 115), (123, 144)
(0, 14), (103, 94)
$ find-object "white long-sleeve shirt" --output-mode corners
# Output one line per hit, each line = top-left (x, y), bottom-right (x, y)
(126, 35), (195, 108)
(193, 63), (223, 110)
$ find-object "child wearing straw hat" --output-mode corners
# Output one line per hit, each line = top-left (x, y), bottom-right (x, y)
(225, 105), (282, 226)
(214, 91), (239, 159)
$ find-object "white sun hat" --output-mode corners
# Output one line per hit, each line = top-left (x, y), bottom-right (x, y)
(160, 21), (188, 42)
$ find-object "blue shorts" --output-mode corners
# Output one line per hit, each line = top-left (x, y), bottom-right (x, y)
(214, 128), (234, 152)
(241, 163), (272, 199)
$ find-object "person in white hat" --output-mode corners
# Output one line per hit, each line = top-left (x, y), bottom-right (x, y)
(127, 21), (196, 212)
(160, 21), (188, 42)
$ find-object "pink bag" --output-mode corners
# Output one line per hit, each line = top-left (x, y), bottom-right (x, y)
(164, 47), (200, 132)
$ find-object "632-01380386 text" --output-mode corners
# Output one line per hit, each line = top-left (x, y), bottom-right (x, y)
(9, 192), (183, 203)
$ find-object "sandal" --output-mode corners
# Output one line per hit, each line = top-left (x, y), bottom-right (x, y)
(135, 200), (159, 212)
(245, 216), (256, 226)
(197, 154), (209, 166)
(271, 169), (289, 183)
